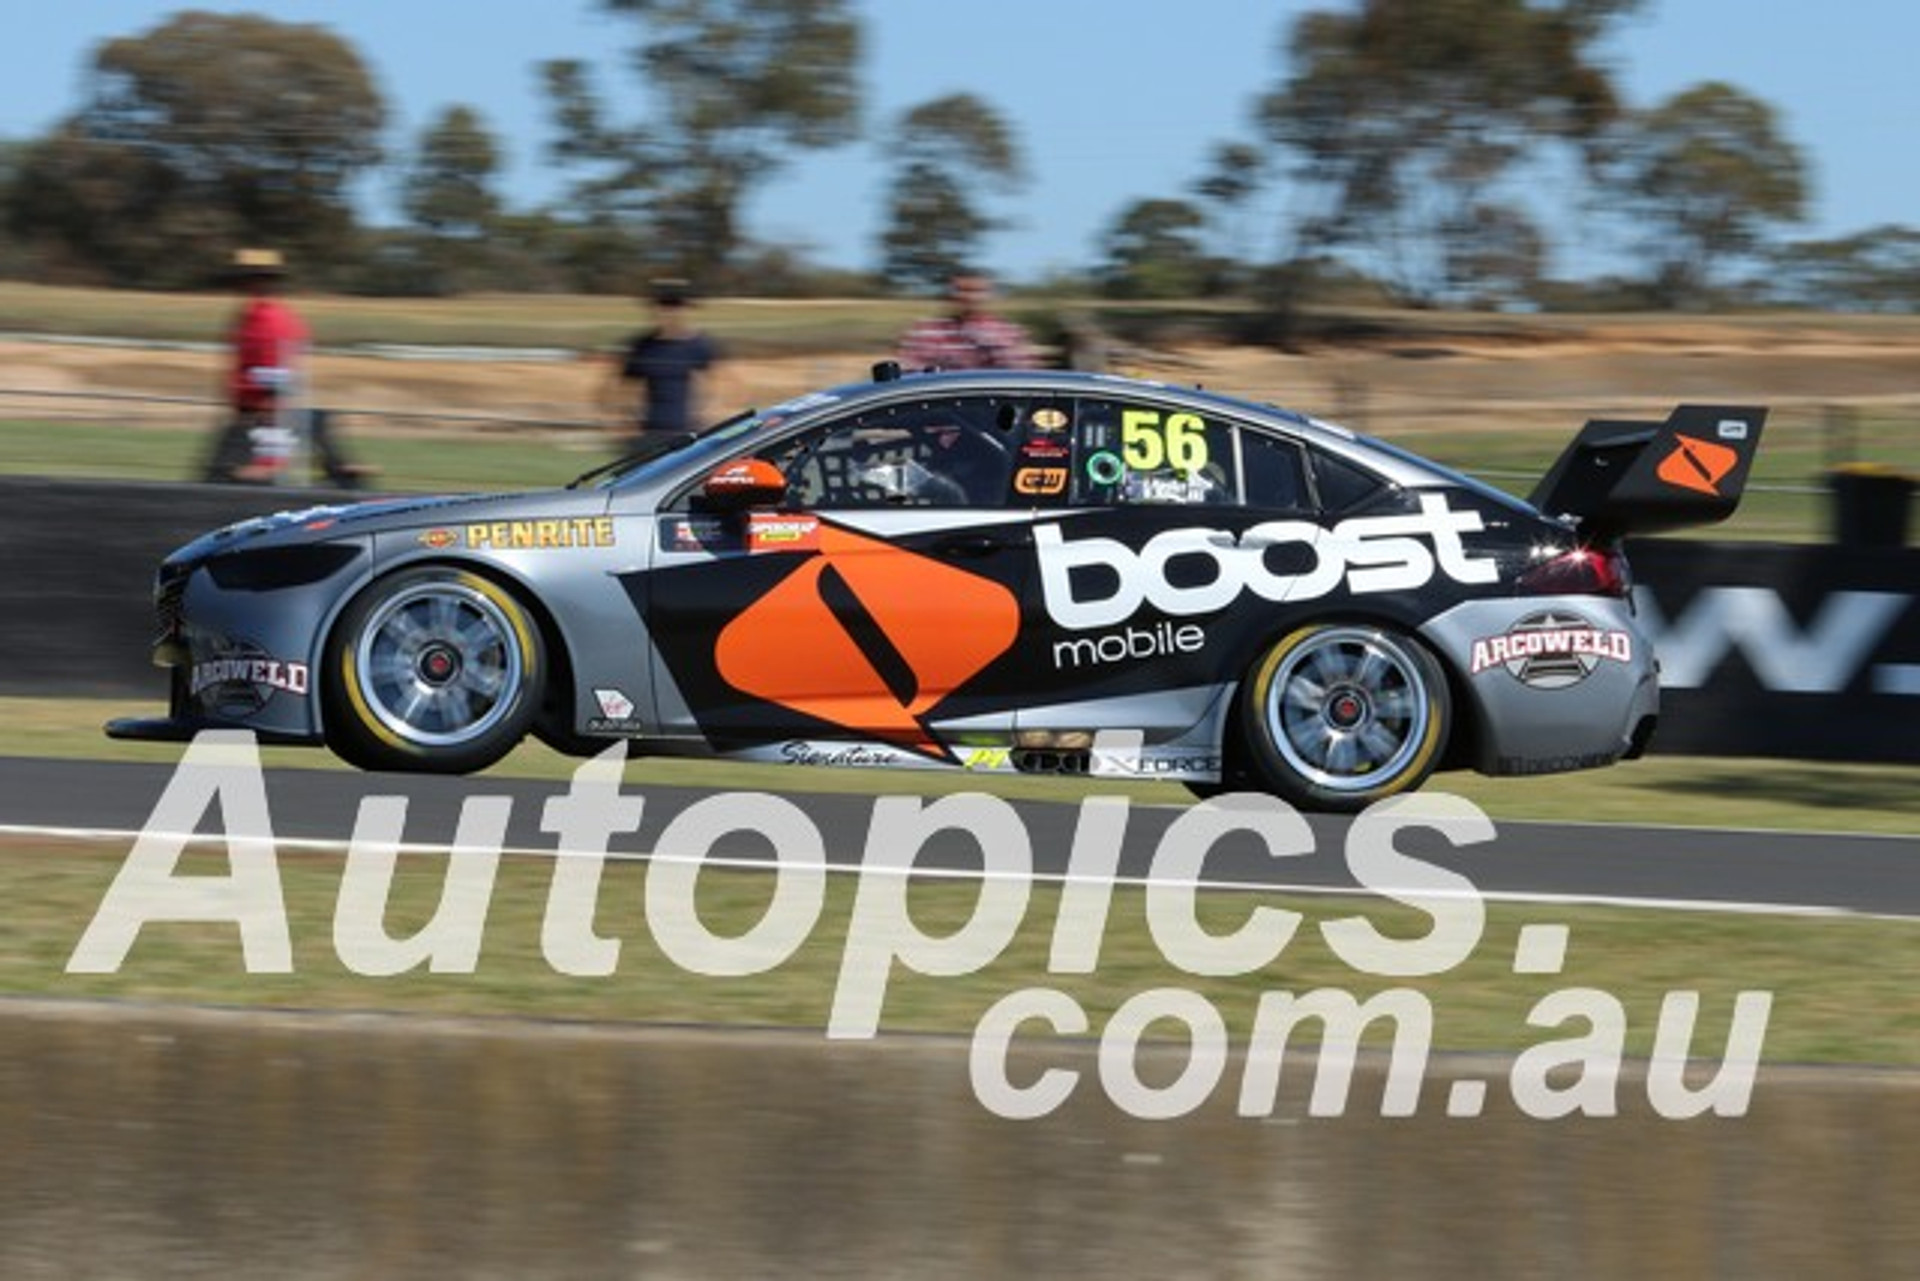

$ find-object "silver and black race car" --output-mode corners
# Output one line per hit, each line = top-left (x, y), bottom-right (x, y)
(109, 367), (1765, 810)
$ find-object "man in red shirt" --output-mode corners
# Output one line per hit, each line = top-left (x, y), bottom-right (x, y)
(204, 248), (309, 483)
(897, 273), (1038, 372)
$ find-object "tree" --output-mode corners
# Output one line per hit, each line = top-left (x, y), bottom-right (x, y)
(396, 105), (506, 293)
(878, 93), (1025, 291)
(1098, 198), (1213, 299)
(1193, 141), (1266, 285)
(543, 0), (861, 286)
(1258, 0), (1639, 306)
(1768, 224), (1920, 313)
(1437, 202), (1545, 307)
(8, 11), (384, 286)
(1602, 81), (1808, 307)
(403, 106), (503, 238)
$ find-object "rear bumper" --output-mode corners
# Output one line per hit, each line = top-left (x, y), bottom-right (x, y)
(1421, 596), (1658, 777)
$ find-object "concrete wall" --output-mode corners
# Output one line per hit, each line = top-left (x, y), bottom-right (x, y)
(1, 1001), (1913, 1280)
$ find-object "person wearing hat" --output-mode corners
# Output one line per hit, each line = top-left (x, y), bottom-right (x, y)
(204, 248), (309, 483)
(203, 249), (372, 487)
(603, 279), (725, 452)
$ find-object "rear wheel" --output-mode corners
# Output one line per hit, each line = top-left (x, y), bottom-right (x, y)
(1239, 623), (1449, 812)
(324, 567), (543, 773)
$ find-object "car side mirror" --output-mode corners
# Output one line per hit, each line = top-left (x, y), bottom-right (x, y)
(701, 457), (788, 509)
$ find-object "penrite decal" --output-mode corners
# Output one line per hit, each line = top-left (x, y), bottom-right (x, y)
(713, 523), (1021, 757)
(1655, 435), (1738, 497)
(1470, 611), (1633, 688)
(1035, 493), (1499, 631)
(463, 518), (617, 550)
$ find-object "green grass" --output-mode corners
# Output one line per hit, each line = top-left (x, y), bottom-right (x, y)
(0, 282), (952, 356)
(14, 697), (1917, 833)
(7, 841), (1916, 1065)
(0, 416), (605, 492)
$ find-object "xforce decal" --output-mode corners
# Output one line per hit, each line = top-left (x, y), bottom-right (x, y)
(712, 523), (1020, 757)
(1035, 493), (1500, 631)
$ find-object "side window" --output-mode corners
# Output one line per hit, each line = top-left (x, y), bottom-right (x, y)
(1240, 430), (1311, 512)
(769, 397), (1017, 509)
(1309, 448), (1388, 514)
(1072, 398), (1237, 506)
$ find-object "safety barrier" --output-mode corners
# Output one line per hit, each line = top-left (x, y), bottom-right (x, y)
(1, 1001), (1914, 1279)
(1631, 540), (1919, 764)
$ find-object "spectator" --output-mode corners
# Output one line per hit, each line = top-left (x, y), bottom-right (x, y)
(204, 248), (307, 483)
(203, 248), (371, 487)
(897, 273), (1037, 371)
(605, 279), (724, 451)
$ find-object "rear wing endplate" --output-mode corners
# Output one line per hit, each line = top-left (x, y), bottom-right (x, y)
(1528, 404), (1767, 540)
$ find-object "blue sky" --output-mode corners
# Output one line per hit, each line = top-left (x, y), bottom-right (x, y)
(3, 2), (1914, 280)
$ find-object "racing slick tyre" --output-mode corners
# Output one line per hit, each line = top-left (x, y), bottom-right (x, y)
(323, 567), (545, 774)
(1239, 623), (1450, 813)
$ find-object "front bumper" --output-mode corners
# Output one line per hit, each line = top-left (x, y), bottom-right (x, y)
(130, 539), (371, 746)
(105, 668), (322, 746)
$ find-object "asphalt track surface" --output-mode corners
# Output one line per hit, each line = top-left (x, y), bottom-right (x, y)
(2, 755), (1915, 918)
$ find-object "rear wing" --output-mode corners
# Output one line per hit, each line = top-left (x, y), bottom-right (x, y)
(1527, 404), (1767, 540)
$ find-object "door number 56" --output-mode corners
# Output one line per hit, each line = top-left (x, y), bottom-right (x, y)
(1121, 409), (1210, 473)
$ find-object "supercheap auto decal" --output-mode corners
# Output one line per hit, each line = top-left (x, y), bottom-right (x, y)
(637, 489), (1530, 756)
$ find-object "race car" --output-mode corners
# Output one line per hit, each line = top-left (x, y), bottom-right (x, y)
(108, 367), (1765, 811)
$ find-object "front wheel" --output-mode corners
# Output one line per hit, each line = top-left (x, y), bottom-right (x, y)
(323, 567), (544, 773)
(1239, 623), (1449, 812)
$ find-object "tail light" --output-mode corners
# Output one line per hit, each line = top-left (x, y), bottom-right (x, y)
(1516, 544), (1630, 598)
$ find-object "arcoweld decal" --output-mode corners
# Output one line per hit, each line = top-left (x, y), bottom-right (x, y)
(190, 655), (310, 698)
(190, 639), (311, 718)
(1036, 493), (1500, 631)
(1471, 611), (1634, 688)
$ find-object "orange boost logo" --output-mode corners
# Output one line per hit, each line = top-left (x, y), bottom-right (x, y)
(1655, 435), (1738, 496)
(713, 524), (1020, 756)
